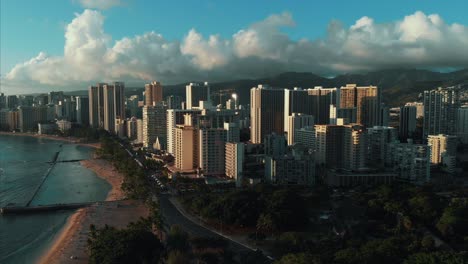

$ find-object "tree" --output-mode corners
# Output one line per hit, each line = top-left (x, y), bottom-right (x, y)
(420, 235), (435, 251)
(256, 213), (277, 234)
(167, 225), (190, 251)
(404, 251), (468, 264)
(437, 199), (468, 238)
(265, 189), (307, 231)
(87, 223), (163, 264)
(275, 253), (321, 264)
(167, 250), (190, 264)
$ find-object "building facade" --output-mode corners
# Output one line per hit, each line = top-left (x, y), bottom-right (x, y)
(423, 87), (460, 138)
(250, 85), (285, 143)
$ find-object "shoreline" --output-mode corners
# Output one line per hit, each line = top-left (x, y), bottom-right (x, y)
(0, 131), (101, 149)
(37, 144), (127, 264)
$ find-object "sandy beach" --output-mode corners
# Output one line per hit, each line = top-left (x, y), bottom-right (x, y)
(80, 159), (126, 202)
(37, 200), (149, 264)
(36, 141), (148, 264)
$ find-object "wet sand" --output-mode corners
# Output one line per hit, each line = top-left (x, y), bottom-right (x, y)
(37, 147), (148, 264)
(80, 159), (126, 202)
(37, 200), (149, 264)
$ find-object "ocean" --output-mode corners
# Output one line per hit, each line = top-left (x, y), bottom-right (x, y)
(0, 135), (111, 263)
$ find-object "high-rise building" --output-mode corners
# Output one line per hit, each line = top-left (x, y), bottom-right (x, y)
(48, 91), (64, 105)
(0, 109), (18, 131)
(199, 128), (227, 175)
(145, 81), (163, 106)
(286, 113), (314, 145)
(307, 87), (339, 124)
(330, 106), (357, 125)
(166, 109), (201, 154)
(294, 126), (316, 151)
(18, 106), (49, 132)
(19, 95), (34, 107)
(264, 133), (287, 157)
(367, 126), (397, 168)
(76, 96), (89, 126)
(315, 124), (366, 170)
(34, 94), (49, 106)
(339, 84), (381, 127)
(127, 95), (141, 118)
(380, 104), (390, 126)
(427, 134), (458, 164)
(174, 115), (196, 171)
(88, 83), (106, 128)
(250, 85), (285, 143)
(225, 142), (244, 186)
(115, 118), (126, 137)
(137, 119), (143, 144)
(143, 103), (168, 149)
(166, 95), (182, 110)
(399, 105), (417, 140)
(7, 95), (18, 109)
(0, 93), (6, 109)
(127, 117), (138, 141)
(456, 106), (468, 144)
(102, 82), (125, 133)
(386, 140), (430, 183)
(284, 87), (338, 129)
(186, 82), (210, 109)
(265, 145), (315, 186)
(405, 102), (424, 118)
(61, 98), (77, 121)
(224, 122), (240, 143)
(423, 87), (460, 138)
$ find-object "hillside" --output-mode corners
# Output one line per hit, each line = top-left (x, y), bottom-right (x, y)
(66, 69), (468, 107)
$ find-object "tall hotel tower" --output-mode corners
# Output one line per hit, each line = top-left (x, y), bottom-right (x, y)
(250, 85), (285, 144)
(186, 82), (210, 109)
(423, 87), (460, 138)
(145, 81), (163, 106)
(104, 82), (125, 133)
(339, 84), (381, 127)
(89, 82), (125, 133)
(88, 83), (106, 128)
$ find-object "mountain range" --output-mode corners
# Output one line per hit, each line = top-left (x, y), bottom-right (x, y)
(67, 69), (468, 107)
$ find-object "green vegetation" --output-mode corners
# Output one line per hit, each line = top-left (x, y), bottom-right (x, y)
(97, 135), (150, 199)
(179, 185), (307, 232)
(87, 221), (164, 264)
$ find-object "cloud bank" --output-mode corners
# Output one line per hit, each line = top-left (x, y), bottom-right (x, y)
(3, 10), (468, 94)
(78, 0), (122, 10)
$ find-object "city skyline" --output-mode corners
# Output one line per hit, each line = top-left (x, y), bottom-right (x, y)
(2, 0), (468, 94)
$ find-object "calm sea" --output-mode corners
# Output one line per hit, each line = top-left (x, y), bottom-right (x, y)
(0, 135), (110, 263)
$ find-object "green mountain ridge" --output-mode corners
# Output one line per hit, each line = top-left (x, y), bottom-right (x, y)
(64, 68), (468, 107)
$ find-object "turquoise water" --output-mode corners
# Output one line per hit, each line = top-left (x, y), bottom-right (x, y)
(0, 135), (111, 263)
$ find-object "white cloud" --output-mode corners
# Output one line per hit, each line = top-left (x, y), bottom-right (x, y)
(78, 0), (122, 10)
(3, 10), (468, 94)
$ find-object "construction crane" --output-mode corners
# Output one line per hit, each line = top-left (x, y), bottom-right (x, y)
(212, 88), (237, 105)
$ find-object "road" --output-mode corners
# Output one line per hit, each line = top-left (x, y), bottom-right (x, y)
(158, 193), (256, 257)
(116, 139), (269, 260)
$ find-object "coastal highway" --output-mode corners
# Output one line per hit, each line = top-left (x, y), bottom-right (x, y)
(116, 139), (271, 261)
(158, 193), (260, 258)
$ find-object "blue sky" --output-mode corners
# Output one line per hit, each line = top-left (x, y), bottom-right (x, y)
(1, 0), (468, 93)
